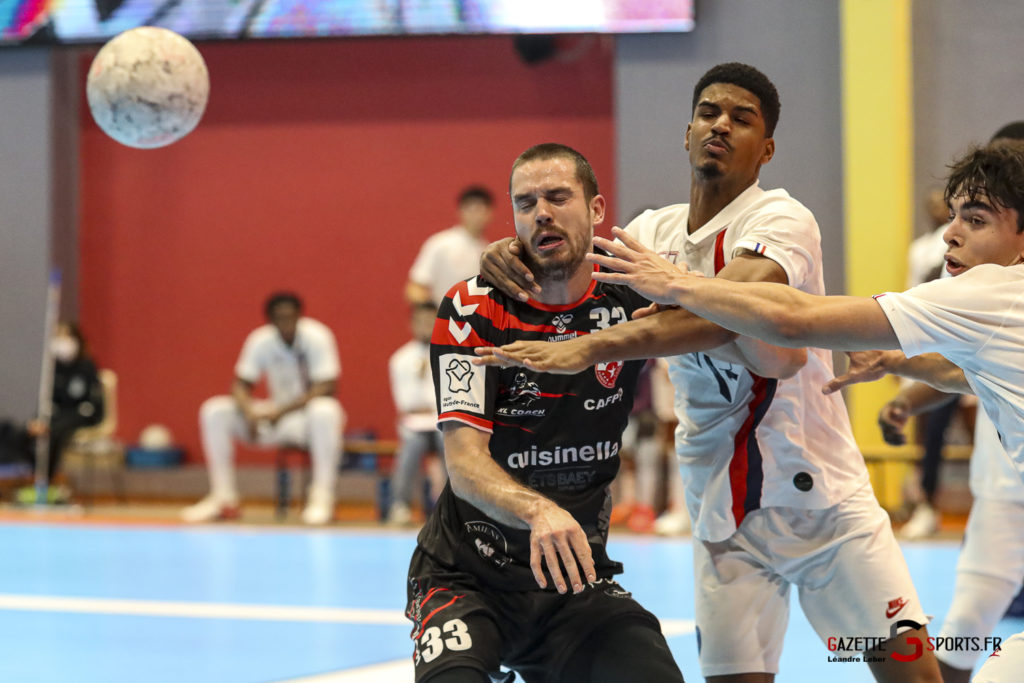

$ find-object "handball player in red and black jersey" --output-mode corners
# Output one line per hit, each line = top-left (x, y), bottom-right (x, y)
(404, 144), (685, 683)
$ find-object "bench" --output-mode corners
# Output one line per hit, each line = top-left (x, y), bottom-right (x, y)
(275, 438), (400, 519)
(861, 444), (972, 511)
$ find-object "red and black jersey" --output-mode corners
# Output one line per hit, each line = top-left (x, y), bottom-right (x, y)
(416, 267), (650, 591)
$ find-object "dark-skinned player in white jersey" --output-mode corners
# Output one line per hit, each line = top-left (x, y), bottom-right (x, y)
(476, 64), (942, 683)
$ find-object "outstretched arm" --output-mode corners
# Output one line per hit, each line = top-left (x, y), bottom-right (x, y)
(823, 350), (970, 395)
(443, 422), (596, 594)
(590, 227), (901, 352)
(476, 238), (806, 377)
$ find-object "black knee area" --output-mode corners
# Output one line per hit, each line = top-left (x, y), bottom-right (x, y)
(563, 616), (685, 682)
(423, 665), (492, 683)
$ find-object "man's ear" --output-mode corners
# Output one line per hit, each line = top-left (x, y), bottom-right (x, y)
(684, 122), (692, 152)
(761, 137), (775, 165)
(590, 194), (606, 226)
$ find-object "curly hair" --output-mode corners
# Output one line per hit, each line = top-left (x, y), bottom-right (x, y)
(945, 140), (1024, 233)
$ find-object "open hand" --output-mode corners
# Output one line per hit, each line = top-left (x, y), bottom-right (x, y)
(588, 227), (695, 305)
(822, 350), (902, 394)
(474, 339), (591, 374)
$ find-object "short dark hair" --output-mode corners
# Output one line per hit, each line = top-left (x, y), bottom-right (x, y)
(945, 140), (1024, 233)
(264, 291), (303, 319)
(509, 143), (599, 202)
(458, 185), (494, 206)
(992, 121), (1024, 143)
(691, 62), (780, 137)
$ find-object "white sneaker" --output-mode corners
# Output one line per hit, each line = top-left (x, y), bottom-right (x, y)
(386, 502), (413, 527)
(302, 488), (335, 525)
(899, 503), (939, 540)
(653, 508), (691, 536)
(181, 495), (240, 523)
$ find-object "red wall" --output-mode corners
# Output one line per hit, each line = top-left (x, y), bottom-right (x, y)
(78, 35), (615, 463)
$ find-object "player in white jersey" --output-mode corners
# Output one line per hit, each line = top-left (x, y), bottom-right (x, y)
(591, 140), (1024, 682)
(478, 63), (939, 681)
(877, 124), (1024, 681)
(407, 186), (494, 307)
(182, 292), (344, 525)
(385, 302), (446, 525)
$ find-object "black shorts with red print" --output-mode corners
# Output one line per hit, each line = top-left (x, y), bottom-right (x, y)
(406, 548), (670, 683)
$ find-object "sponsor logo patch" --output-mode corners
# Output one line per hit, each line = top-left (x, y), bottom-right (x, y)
(595, 361), (623, 388)
(439, 353), (486, 415)
(508, 372), (541, 405)
(584, 388), (624, 411)
(464, 521), (511, 569)
(552, 313), (573, 333)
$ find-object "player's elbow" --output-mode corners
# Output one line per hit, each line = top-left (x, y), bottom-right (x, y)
(767, 308), (816, 347)
(773, 348), (808, 379)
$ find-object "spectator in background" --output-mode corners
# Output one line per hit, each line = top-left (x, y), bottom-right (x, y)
(181, 292), (344, 525)
(896, 185), (963, 539)
(610, 359), (661, 533)
(906, 187), (954, 290)
(0, 322), (105, 499)
(385, 302), (446, 526)
(650, 358), (690, 536)
(406, 185), (494, 307)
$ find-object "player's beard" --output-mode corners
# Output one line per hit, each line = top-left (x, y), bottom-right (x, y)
(693, 158), (724, 180)
(522, 230), (590, 284)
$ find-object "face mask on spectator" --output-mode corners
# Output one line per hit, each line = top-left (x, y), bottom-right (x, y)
(51, 336), (79, 363)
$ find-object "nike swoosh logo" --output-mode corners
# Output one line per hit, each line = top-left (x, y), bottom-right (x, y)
(885, 600), (908, 619)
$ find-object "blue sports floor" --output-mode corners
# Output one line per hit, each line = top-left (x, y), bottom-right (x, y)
(1, 520), (1021, 682)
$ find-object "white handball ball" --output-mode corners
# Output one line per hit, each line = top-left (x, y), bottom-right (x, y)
(86, 27), (209, 149)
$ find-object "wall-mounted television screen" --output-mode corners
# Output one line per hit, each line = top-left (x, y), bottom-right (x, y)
(1, 1), (694, 45)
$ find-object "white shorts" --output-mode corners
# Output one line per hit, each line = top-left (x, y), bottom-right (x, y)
(693, 482), (928, 677)
(957, 497), (1024, 582)
(936, 497), (1024, 670)
(973, 631), (1024, 682)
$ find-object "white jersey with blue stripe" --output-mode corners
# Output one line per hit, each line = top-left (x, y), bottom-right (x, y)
(624, 182), (869, 542)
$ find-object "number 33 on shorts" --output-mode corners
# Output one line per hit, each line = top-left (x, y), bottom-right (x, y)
(416, 618), (473, 664)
